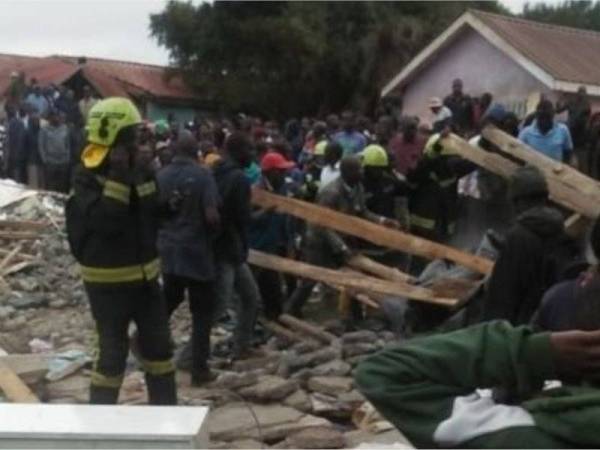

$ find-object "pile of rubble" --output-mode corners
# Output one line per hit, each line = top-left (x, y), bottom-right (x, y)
(0, 180), (412, 449)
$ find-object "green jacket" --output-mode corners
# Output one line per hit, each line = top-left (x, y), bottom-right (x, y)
(355, 321), (600, 448)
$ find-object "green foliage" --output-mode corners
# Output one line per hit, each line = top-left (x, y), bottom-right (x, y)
(522, 0), (600, 31)
(150, 1), (506, 118)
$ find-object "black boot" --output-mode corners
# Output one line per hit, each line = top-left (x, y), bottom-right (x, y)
(145, 373), (177, 405)
(89, 385), (120, 404)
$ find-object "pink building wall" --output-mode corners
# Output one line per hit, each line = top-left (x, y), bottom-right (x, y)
(398, 28), (556, 122)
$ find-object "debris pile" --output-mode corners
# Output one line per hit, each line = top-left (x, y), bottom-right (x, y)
(0, 180), (413, 448)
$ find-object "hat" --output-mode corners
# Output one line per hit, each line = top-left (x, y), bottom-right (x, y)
(361, 145), (389, 167)
(429, 97), (443, 108)
(261, 152), (295, 171)
(482, 103), (507, 124)
(9, 71), (18, 78)
(510, 165), (548, 200)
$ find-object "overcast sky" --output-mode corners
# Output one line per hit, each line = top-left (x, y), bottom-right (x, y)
(0, 0), (560, 67)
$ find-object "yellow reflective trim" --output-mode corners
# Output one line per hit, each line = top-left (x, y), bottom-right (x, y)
(90, 371), (124, 388)
(80, 258), (160, 283)
(103, 180), (131, 204)
(410, 214), (435, 230)
(136, 181), (156, 198)
(139, 358), (175, 375)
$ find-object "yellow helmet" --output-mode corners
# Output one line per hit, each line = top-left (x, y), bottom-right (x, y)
(314, 140), (328, 156)
(362, 144), (389, 167)
(86, 97), (142, 147)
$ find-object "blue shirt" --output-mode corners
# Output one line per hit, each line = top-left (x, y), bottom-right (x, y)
(333, 130), (367, 156)
(518, 120), (573, 162)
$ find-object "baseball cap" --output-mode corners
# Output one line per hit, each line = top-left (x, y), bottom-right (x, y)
(261, 152), (295, 171)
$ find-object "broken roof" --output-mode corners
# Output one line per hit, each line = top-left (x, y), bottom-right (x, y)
(381, 10), (600, 97)
(0, 53), (197, 102)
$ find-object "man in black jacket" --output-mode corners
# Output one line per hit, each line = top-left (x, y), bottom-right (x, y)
(483, 165), (579, 325)
(157, 131), (220, 384)
(212, 132), (261, 359)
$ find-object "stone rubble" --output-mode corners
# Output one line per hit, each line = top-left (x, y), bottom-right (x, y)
(0, 183), (412, 448)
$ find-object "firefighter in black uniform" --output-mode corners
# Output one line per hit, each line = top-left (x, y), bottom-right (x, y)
(65, 97), (176, 405)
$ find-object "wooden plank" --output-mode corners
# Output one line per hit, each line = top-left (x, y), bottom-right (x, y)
(347, 254), (415, 284)
(443, 133), (597, 217)
(248, 249), (458, 307)
(0, 220), (48, 231)
(257, 318), (303, 343)
(0, 354), (51, 385)
(0, 244), (23, 274)
(251, 188), (493, 275)
(0, 231), (40, 241)
(278, 314), (338, 345)
(0, 248), (36, 261)
(481, 126), (600, 218)
(0, 364), (40, 403)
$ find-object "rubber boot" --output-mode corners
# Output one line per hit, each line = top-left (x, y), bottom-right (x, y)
(89, 385), (120, 404)
(145, 373), (177, 405)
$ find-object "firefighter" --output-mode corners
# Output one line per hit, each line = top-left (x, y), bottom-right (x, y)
(65, 97), (177, 405)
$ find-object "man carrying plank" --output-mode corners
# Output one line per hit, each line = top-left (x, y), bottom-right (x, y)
(286, 156), (399, 321)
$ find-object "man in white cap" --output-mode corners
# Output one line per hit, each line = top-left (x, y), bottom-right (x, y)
(429, 97), (452, 133)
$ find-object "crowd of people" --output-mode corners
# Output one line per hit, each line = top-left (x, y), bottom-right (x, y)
(5, 73), (600, 444)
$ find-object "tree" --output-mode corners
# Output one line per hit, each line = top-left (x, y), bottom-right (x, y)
(151, 1), (507, 119)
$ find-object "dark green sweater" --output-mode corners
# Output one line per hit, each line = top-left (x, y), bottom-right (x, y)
(355, 321), (600, 448)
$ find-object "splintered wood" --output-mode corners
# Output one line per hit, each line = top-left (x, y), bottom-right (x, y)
(251, 188), (493, 275)
(248, 249), (458, 307)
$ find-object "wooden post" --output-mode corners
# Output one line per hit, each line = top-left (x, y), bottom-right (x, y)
(251, 188), (493, 275)
(248, 249), (458, 307)
(347, 254), (414, 284)
(278, 314), (338, 345)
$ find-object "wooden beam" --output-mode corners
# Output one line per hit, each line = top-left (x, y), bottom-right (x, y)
(443, 133), (598, 218)
(0, 231), (40, 241)
(257, 318), (303, 343)
(347, 254), (414, 284)
(248, 249), (458, 307)
(278, 314), (338, 345)
(0, 220), (48, 231)
(481, 126), (600, 218)
(251, 189), (493, 275)
(0, 364), (40, 403)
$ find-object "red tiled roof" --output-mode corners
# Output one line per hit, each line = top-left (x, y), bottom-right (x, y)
(0, 53), (197, 102)
(472, 10), (600, 86)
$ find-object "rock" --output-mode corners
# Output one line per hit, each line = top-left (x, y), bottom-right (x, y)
(238, 375), (298, 402)
(209, 438), (263, 449)
(2, 315), (27, 331)
(0, 305), (15, 320)
(291, 341), (321, 354)
(344, 429), (413, 449)
(49, 299), (68, 309)
(210, 371), (259, 390)
(308, 376), (353, 395)
(338, 389), (365, 407)
(346, 354), (369, 366)
(8, 293), (48, 310)
(208, 403), (332, 443)
(45, 374), (89, 403)
(287, 347), (340, 373)
(13, 277), (40, 292)
(343, 342), (379, 358)
(378, 330), (398, 342)
(283, 389), (312, 413)
(311, 359), (351, 377)
(286, 426), (345, 449)
(310, 392), (353, 420)
(232, 353), (281, 372)
(341, 330), (378, 344)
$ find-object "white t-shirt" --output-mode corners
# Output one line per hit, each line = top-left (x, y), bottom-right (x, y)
(320, 162), (340, 191)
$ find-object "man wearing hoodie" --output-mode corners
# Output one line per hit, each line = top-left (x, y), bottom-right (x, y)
(212, 132), (261, 359)
(482, 165), (579, 325)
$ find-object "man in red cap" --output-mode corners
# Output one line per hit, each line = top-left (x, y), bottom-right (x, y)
(249, 152), (295, 319)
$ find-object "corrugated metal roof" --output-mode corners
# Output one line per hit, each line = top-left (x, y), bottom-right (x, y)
(472, 10), (600, 86)
(0, 53), (197, 102)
